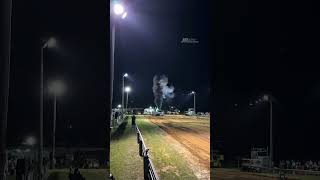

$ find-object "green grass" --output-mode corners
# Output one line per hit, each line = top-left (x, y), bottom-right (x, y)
(110, 118), (144, 180)
(136, 116), (198, 180)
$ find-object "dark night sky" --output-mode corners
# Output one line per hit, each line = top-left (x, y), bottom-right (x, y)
(213, 0), (320, 162)
(6, 0), (210, 147)
(113, 0), (209, 111)
(8, 0), (109, 146)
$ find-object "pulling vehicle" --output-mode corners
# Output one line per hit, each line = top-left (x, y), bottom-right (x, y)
(185, 108), (195, 116)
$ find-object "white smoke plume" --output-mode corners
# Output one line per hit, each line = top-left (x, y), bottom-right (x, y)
(152, 75), (175, 110)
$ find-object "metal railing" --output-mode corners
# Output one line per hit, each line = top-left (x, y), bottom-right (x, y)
(135, 125), (160, 180)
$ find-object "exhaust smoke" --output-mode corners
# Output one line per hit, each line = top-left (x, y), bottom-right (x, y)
(152, 75), (175, 110)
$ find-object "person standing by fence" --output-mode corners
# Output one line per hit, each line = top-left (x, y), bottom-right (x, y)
(132, 114), (136, 126)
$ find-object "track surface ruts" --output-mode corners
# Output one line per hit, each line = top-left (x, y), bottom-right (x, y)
(145, 115), (210, 176)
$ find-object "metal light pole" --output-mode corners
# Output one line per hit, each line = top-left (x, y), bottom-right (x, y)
(48, 80), (65, 169)
(39, 38), (56, 180)
(109, 3), (127, 174)
(191, 91), (196, 115)
(51, 94), (56, 169)
(125, 86), (131, 114)
(126, 92), (129, 112)
(39, 46), (44, 180)
(269, 99), (273, 168)
(263, 94), (273, 168)
(111, 2), (127, 121)
(0, 0), (12, 179)
(121, 73), (128, 119)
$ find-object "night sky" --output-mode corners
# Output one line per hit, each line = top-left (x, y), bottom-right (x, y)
(7, 0), (109, 146)
(112, 0), (209, 112)
(212, 0), (320, 162)
(6, 0), (210, 147)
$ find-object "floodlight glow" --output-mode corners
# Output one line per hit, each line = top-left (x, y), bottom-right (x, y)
(113, 3), (125, 15)
(125, 86), (131, 92)
(47, 37), (57, 48)
(24, 136), (36, 146)
(117, 104), (121, 108)
(122, 12), (127, 19)
(263, 94), (269, 101)
(48, 80), (66, 96)
(123, 73), (128, 77)
(191, 91), (195, 94)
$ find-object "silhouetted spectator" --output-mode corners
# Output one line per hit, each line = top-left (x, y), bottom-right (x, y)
(115, 111), (119, 120)
(132, 114), (136, 126)
(69, 168), (85, 180)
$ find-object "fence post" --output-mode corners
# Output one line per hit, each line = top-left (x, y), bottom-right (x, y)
(143, 154), (149, 180)
(136, 132), (139, 144)
(139, 140), (143, 157)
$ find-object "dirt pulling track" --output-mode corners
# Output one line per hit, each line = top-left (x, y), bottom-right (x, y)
(144, 115), (210, 179)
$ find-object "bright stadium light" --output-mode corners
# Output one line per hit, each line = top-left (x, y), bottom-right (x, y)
(123, 73), (128, 77)
(117, 104), (121, 108)
(122, 12), (127, 19)
(113, 3), (125, 15)
(125, 86), (131, 93)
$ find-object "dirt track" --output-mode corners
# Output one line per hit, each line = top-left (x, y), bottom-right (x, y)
(144, 115), (210, 179)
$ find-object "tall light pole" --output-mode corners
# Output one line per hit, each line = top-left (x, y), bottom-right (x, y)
(122, 73), (128, 119)
(263, 94), (273, 168)
(125, 86), (131, 113)
(0, 0), (12, 179)
(110, 2), (127, 171)
(111, 3), (127, 119)
(48, 80), (65, 169)
(191, 91), (196, 115)
(39, 37), (56, 180)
